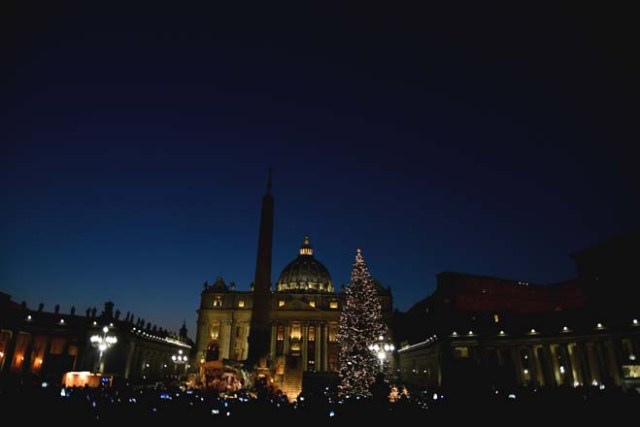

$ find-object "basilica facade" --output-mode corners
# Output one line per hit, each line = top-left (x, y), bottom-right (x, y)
(194, 236), (393, 397)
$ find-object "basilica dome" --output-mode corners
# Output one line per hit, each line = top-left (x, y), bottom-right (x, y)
(275, 236), (334, 293)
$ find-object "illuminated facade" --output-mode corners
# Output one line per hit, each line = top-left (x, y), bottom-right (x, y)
(396, 235), (640, 392)
(194, 177), (393, 398)
(0, 295), (192, 385)
(195, 237), (393, 398)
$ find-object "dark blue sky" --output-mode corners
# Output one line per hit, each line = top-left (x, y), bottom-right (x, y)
(2, 3), (638, 336)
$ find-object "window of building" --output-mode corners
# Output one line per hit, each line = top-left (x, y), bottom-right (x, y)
(68, 345), (78, 356)
(238, 299), (245, 308)
(278, 300), (285, 307)
(453, 347), (469, 358)
(291, 323), (301, 340)
(329, 300), (338, 309)
(210, 323), (220, 340)
(308, 327), (315, 342)
(213, 297), (222, 307)
(309, 300), (316, 308)
(49, 337), (66, 355)
(329, 323), (337, 342)
(493, 314), (500, 323)
(276, 325), (284, 341)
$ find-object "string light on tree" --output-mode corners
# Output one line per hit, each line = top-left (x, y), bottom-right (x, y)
(337, 248), (390, 398)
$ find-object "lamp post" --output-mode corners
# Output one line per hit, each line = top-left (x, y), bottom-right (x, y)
(90, 326), (117, 373)
(369, 335), (395, 373)
(171, 349), (189, 379)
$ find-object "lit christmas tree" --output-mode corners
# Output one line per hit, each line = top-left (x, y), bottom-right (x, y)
(337, 248), (390, 397)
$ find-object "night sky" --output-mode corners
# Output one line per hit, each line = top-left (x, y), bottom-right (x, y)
(2, 3), (638, 336)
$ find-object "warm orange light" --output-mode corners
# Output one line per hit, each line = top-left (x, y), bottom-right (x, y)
(63, 371), (103, 388)
(290, 324), (301, 340)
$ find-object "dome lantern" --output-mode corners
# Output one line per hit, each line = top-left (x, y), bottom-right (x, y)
(299, 235), (313, 256)
(276, 236), (334, 293)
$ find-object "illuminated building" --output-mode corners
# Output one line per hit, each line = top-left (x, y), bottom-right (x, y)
(396, 233), (640, 392)
(194, 174), (393, 398)
(0, 296), (192, 385)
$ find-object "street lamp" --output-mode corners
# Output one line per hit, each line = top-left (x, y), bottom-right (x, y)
(171, 349), (189, 379)
(369, 335), (395, 372)
(90, 326), (117, 373)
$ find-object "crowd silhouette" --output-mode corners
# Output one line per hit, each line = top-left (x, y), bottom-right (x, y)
(0, 371), (637, 426)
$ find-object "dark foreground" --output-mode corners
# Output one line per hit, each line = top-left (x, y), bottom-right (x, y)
(1, 380), (637, 425)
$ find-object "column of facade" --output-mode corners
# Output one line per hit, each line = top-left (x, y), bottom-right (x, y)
(314, 323), (321, 368)
(76, 338), (94, 372)
(549, 345), (563, 385)
(435, 347), (443, 387)
(525, 346), (538, 386)
(512, 347), (525, 385)
(614, 339), (628, 365)
(40, 336), (52, 375)
(133, 347), (145, 380)
(567, 343), (583, 385)
(632, 337), (640, 359)
(604, 340), (621, 386)
(124, 341), (136, 379)
(576, 342), (592, 385)
(531, 345), (545, 386)
(195, 320), (205, 362)
(222, 321), (232, 360)
(585, 341), (601, 384)
(302, 323), (309, 370)
(228, 317), (236, 360)
(540, 345), (555, 386)
(20, 334), (35, 375)
(560, 344), (575, 385)
(495, 345), (504, 365)
(284, 324), (291, 355)
(270, 323), (277, 365)
(322, 323), (329, 371)
(1, 330), (18, 373)
(529, 346), (538, 384)
(60, 337), (74, 371)
(238, 321), (245, 360)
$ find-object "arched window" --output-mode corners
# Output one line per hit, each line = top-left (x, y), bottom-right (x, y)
(206, 341), (220, 362)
